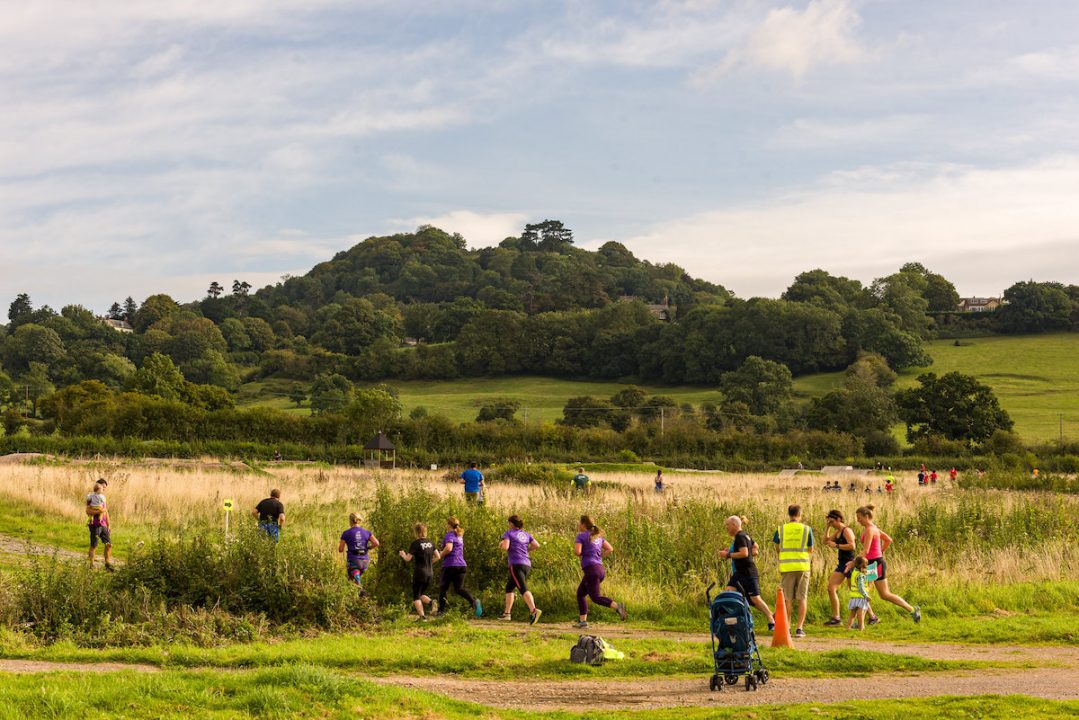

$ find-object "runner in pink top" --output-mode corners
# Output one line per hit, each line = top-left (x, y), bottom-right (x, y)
(846, 505), (921, 623)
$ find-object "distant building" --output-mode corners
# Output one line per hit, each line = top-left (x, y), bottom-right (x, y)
(100, 318), (134, 333)
(957, 297), (1002, 313)
(618, 294), (674, 321)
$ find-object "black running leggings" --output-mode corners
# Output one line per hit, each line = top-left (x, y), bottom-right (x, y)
(438, 566), (476, 609)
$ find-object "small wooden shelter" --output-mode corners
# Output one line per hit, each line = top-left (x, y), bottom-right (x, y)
(364, 432), (396, 469)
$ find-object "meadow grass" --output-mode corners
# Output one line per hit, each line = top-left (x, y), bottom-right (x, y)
(0, 665), (1074, 720)
(2, 462), (1075, 644)
(0, 623), (1027, 678)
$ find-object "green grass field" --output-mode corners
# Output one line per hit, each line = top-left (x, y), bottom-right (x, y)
(238, 376), (725, 424)
(237, 333), (1079, 442)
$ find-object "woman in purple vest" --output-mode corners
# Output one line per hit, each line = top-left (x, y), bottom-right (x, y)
(436, 516), (482, 617)
(573, 515), (627, 628)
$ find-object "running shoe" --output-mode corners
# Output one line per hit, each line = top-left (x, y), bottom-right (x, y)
(416, 615), (428, 622)
(498, 613), (512, 621)
(615, 602), (627, 621)
(530, 609), (542, 625)
(573, 620), (589, 629)
(474, 599), (483, 618)
(104, 563), (115, 573)
(867, 616), (880, 626)
(795, 628), (806, 638)
(912, 607), (921, 623)
(824, 617), (842, 626)
(767, 622), (775, 632)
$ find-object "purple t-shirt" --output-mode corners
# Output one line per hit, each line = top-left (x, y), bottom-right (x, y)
(575, 531), (604, 568)
(502, 529), (534, 567)
(340, 526), (373, 561)
(441, 531), (466, 568)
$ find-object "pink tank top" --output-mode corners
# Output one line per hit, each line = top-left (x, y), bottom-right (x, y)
(861, 527), (882, 560)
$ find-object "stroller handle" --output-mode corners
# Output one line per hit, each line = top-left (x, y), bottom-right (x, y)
(705, 581), (716, 604)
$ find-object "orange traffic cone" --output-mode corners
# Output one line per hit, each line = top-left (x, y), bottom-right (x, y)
(771, 587), (795, 648)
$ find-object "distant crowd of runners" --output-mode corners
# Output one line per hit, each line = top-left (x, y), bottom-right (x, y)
(83, 464), (922, 631)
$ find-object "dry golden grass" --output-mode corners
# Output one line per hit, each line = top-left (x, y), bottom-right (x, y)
(2, 460), (1074, 587)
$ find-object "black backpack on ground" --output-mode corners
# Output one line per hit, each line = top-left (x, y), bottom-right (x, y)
(569, 635), (606, 665)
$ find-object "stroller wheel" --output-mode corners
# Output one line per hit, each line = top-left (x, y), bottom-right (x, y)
(709, 675), (719, 692)
(745, 675), (754, 691)
(725, 675), (738, 685)
(758, 669), (769, 685)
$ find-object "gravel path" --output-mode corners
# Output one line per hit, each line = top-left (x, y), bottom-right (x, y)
(472, 620), (1079, 665)
(0, 660), (158, 674)
(379, 667), (1079, 711)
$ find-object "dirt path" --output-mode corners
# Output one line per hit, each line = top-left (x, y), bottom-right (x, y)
(472, 620), (1079, 665)
(0, 660), (158, 674)
(0, 533), (84, 560)
(380, 667), (1079, 711)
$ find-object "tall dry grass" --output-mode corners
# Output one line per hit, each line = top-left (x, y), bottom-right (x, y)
(3, 461), (1075, 594)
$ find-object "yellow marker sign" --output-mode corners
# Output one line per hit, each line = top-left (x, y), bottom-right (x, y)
(223, 498), (234, 511)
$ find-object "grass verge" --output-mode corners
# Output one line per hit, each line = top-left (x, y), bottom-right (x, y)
(0, 665), (1075, 720)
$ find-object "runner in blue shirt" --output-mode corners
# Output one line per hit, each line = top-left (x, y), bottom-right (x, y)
(461, 462), (485, 503)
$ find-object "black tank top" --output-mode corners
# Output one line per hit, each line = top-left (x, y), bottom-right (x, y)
(834, 527), (855, 565)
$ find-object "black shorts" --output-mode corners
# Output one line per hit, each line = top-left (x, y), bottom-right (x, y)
(89, 525), (111, 548)
(412, 575), (431, 601)
(870, 557), (886, 581)
(506, 564), (531, 593)
(728, 573), (760, 598)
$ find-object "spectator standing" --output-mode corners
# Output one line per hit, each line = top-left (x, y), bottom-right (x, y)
(86, 480), (114, 571)
(773, 504), (813, 638)
(253, 489), (285, 542)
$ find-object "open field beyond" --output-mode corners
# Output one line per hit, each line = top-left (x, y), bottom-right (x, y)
(237, 333), (1079, 444)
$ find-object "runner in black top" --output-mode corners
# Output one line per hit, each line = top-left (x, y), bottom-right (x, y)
(824, 509), (877, 626)
(718, 516), (775, 629)
(399, 522), (440, 620)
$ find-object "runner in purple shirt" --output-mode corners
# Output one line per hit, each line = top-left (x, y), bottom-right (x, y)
(573, 515), (627, 628)
(338, 513), (380, 594)
(499, 514), (542, 624)
(435, 516), (482, 617)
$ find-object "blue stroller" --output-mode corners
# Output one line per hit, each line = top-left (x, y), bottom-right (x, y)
(706, 583), (769, 692)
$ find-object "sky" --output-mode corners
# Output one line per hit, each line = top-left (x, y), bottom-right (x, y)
(2, 0), (1079, 312)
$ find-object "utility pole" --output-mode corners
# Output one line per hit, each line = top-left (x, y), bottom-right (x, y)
(1061, 414), (1064, 446)
(660, 407), (665, 436)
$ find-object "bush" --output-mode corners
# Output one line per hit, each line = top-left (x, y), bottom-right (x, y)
(0, 524), (376, 646)
(492, 463), (575, 486)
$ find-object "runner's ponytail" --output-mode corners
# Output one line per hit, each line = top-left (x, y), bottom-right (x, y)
(448, 516), (464, 537)
(580, 514), (602, 537)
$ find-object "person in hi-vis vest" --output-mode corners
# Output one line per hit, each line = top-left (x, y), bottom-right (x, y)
(773, 504), (814, 638)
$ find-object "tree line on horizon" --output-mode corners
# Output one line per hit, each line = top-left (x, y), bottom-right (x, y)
(0, 220), (1074, 453)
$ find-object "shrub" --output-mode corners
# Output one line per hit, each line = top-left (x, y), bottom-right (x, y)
(0, 524), (376, 646)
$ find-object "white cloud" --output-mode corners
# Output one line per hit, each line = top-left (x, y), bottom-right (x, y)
(391, 210), (528, 248)
(697, 0), (867, 81)
(614, 156), (1079, 297)
(771, 114), (929, 148)
(1008, 46), (1079, 80)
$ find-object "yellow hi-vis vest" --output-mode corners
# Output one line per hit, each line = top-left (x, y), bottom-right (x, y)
(778, 522), (811, 573)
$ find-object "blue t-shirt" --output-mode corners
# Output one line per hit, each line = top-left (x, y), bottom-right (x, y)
(462, 468), (483, 493)
(340, 526), (373, 561)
